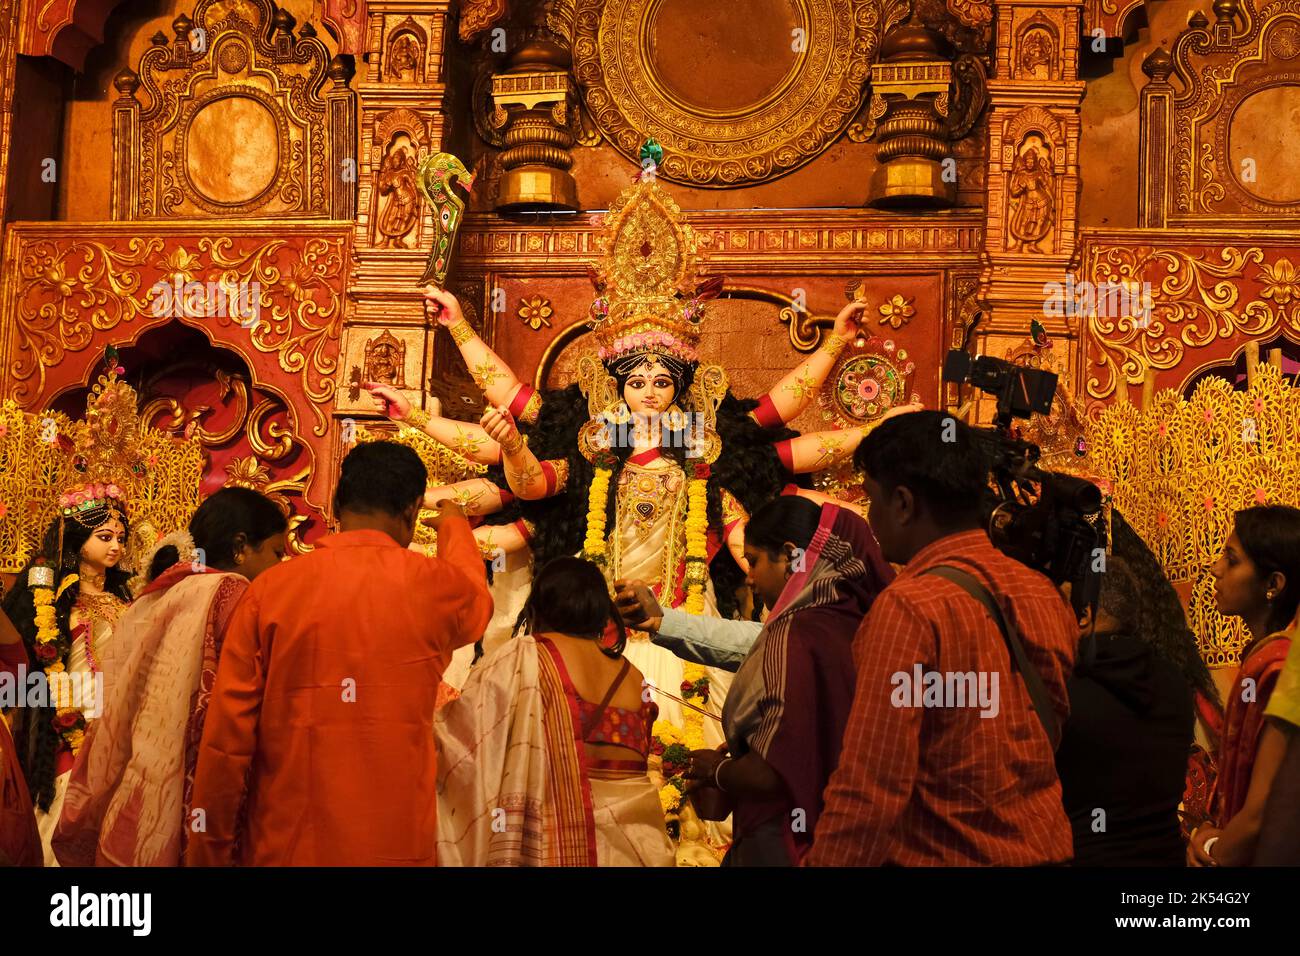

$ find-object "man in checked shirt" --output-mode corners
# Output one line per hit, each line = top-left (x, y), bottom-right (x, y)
(807, 411), (1078, 866)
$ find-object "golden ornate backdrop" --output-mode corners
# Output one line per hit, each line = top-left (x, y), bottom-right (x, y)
(0, 0), (1296, 669)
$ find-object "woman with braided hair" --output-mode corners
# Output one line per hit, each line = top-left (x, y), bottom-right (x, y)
(1053, 510), (1213, 865)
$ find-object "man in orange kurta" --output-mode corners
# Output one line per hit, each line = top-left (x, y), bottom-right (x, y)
(187, 441), (493, 866)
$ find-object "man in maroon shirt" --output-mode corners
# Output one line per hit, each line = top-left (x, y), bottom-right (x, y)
(807, 411), (1078, 866)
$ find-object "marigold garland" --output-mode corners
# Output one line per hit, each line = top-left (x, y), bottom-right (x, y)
(650, 663), (712, 828)
(30, 570), (87, 756)
(682, 461), (710, 615)
(659, 780), (685, 814)
(583, 465), (613, 562)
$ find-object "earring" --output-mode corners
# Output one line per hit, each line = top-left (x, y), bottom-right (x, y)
(1266, 590), (1276, 600)
(235, 553), (244, 566)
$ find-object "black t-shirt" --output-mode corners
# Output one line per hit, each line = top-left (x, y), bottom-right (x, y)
(1055, 632), (1195, 866)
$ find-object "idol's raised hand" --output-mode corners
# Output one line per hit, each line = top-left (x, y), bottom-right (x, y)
(833, 298), (870, 340)
(422, 285), (465, 327)
(480, 405), (522, 452)
(365, 383), (412, 421)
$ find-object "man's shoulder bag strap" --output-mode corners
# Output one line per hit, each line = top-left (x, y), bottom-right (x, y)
(922, 565), (1062, 750)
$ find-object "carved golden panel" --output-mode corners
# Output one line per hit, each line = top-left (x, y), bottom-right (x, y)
(457, 209), (985, 269)
(1077, 231), (1300, 402)
(571, 0), (902, 186)
(112, 0), (356, 220)
(1142, 1), (1300, 227)
(184, 93), (283, 207)
(1228, 85), (1300, 204)
(0, 222), (349, 437)
(336, 325), (424, 417)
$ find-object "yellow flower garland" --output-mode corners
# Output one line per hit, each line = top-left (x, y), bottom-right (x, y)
(31, 578), (85, 754)
(682, 475), (709, 615)
(583, 466), (613, 561)
(651, 662), (712, 825)
(680, 662), (709, 751)
(659, 783), (684, 814)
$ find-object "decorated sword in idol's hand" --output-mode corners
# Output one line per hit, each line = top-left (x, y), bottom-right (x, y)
(416, 152), (479, 286)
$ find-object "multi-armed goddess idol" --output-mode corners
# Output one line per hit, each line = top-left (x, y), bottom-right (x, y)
(369, 153), (908, 737)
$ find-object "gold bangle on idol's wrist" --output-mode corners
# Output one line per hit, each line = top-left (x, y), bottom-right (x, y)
(448, 320), (475, 347)
(821, 333), (848, 358)
(404, 407), (431, 430)
(500, 433), (525, 455)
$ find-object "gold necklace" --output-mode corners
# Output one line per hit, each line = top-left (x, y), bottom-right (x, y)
(75, 591), (126, 672)
(79, 568), (107, 590)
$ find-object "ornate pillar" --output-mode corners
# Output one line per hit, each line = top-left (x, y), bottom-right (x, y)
(0, 0), (17, 223)
(976, 0), (1085, 417)
(110, 68), (142, 220)
(339, 1), (460, 428)
(1137, 47), (1173, 229)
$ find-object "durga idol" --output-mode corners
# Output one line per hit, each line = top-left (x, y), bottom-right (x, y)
(367, 160), (915, 738)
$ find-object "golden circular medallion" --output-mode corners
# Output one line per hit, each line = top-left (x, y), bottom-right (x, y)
(573, 0), (891, 187)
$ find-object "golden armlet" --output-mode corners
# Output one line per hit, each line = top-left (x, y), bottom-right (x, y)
(820, 333), (849, 358)
(449, 320), (476, 347)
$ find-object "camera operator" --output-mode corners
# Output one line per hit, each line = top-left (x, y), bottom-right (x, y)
(806, 411), (1078, 866)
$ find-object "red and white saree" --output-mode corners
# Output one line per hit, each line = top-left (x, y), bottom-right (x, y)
(435, 634), (673, 866)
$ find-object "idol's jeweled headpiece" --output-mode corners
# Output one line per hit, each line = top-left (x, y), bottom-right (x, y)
(57, 346), (145, 527)
(587, 140), (723, 367)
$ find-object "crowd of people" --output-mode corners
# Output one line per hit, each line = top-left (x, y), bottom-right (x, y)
(2, 410), (1300, 867)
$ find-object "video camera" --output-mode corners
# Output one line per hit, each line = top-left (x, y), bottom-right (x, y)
(942, 347), (1105, 621)
(941, 349), (1058, 428)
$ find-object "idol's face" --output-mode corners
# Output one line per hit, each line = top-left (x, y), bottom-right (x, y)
(81, 517), (126, 572)
(1212, 531), (1269, 622)
(238, 532), (287, 582)
(621, 359), (676, 415)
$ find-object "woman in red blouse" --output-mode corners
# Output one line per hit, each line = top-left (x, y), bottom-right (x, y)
(1190, 505), (1300, 866)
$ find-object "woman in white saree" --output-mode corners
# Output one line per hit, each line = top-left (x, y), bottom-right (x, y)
(436, 557), (674, 866)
